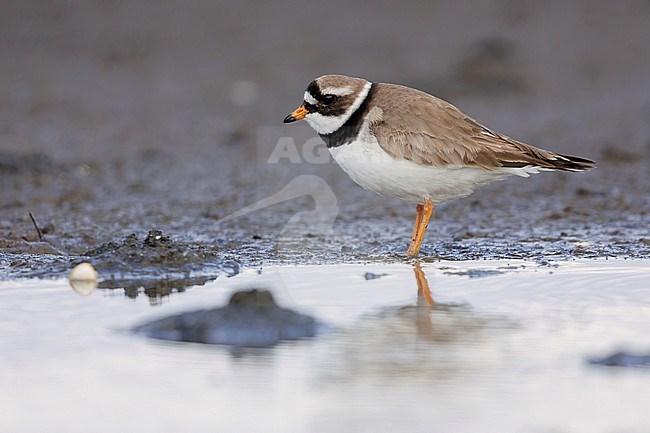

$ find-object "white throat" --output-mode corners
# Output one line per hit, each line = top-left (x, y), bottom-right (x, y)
(304, 81), (372, 135)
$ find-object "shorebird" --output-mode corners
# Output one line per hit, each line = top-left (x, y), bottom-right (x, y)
(284, 74), (596, 257)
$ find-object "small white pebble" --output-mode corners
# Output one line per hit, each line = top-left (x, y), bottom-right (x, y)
(69, 280), (97, 296)
(69, 262), (99, 281)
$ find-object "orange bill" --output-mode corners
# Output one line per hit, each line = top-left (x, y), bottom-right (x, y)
(283, 105), (308, 123)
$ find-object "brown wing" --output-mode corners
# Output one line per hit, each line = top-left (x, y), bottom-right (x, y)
(369, 83), (592, 170)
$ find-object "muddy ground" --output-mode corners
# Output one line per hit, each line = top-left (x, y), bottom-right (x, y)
(1, 1), (649, 286)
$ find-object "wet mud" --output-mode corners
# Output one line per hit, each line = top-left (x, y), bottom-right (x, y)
(1, 1), (649, 282)
(2, 229), (238, 300)
(83, 230), (237, 276)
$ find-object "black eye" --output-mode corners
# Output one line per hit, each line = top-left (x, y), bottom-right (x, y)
(321, 94), (336, 104)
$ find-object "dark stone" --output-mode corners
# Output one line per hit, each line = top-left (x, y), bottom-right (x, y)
(364, 272), (388, 280)
(588, 351), (650, 368)
(134, 289), (319, 348)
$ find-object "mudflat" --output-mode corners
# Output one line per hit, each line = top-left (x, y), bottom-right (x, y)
(1, 1), (649, 281)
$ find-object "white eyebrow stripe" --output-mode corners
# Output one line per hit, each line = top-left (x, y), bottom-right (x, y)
(321, 86), (354, 96)
(304, 92), (318, 105)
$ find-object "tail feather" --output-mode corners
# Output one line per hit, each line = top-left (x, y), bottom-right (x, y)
(501, 152), (596, 172)
(551, 153), (597, 172)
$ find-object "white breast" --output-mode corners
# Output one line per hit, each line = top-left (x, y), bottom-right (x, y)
(328, 123), (533, 204)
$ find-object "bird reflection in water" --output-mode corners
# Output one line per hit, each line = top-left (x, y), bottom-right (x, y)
(413, 261), (435, 339)
(315, 263), (489, 381)
(392, 262), (480, 344)
(413, 261), (434, 307)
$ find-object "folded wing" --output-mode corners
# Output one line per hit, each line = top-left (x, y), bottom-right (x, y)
(369, 83), (596, 172)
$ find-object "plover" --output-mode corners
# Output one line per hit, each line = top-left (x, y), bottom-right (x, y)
(284, 74), (596, 257)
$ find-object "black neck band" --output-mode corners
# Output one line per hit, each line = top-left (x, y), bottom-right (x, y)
(320, 83), (376, 149)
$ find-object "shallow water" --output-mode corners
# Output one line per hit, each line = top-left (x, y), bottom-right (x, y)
(1, 259), (649, 433)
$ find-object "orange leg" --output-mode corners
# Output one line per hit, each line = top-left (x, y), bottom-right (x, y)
(406, 197), (434, 258)
(410, 204), (424, 246)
